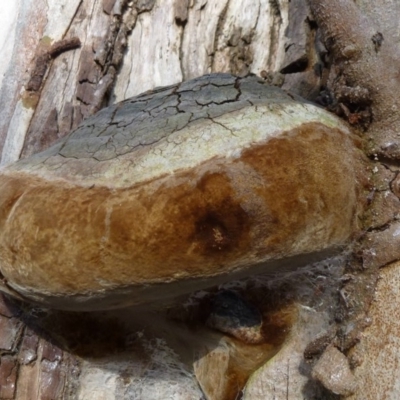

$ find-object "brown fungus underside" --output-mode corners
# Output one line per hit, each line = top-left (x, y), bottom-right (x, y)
(0, 74), (368, 310)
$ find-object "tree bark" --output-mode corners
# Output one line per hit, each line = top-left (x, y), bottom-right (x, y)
(1, 0), (399, 399)
(308, 0), (400, 160)
(306, 1), (400, 399)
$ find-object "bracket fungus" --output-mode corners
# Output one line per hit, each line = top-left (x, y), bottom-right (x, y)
(0, 74), (367, 311)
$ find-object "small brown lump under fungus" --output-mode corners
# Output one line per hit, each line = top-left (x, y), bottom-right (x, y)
(0, 74), (368, 310)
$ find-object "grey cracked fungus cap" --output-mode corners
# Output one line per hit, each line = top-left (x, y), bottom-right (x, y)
(0, 74), (368, 310)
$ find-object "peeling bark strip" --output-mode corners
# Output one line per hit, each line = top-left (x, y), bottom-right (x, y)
(26, 54), (51, 92)
(26, 38), (81, 92)
(48, 37), (81, 58)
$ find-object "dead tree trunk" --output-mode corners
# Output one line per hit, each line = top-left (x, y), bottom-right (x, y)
(0, 0), (398, 399)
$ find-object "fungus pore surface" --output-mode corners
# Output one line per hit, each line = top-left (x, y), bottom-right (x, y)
(0, 74), (368, 310)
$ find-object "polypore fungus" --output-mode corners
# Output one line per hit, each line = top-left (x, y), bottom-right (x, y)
(0, 74), (367, 310)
